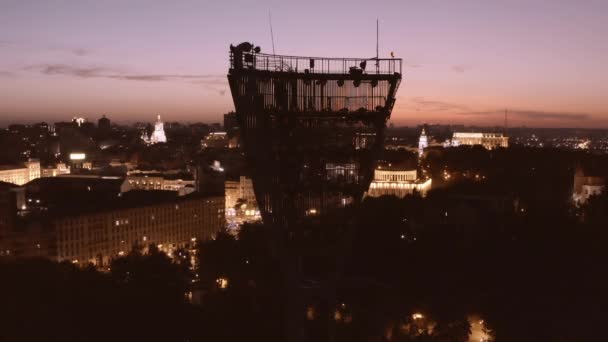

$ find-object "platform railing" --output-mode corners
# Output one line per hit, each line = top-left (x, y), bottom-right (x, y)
(230, 51), (402, 75)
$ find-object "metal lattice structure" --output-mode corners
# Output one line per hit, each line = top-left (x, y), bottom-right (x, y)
(228, 42), (402, 340)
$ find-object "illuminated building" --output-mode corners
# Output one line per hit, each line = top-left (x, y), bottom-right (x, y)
(141, 129), (151, 144)
(68, 152), (87, 170)
(573, 167), (605, 205)
(69, 153), (86, 161)
(0, 159), (41, 186)
(367, 165), (432, 198)
(41, 162), (71, 177)
(1, 186), (224, 266)
(228, 42), (401, 337)
(225, 176), (260, 222)
(238, 176), (257, 207)
(150, 115), (167, 144)
(126, 172), (196, 196)
(418, 128), (428, 157)
(201, 132), (228, 149)
(225, 179), (239, 209)
(52, 193), (224, 266)
(450, 132), (508, 150)
(72, 117), (86, 127)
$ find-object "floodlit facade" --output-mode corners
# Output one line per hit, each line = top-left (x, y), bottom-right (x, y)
(367, 168), (432, 198)
(150, 115), (167, 144)
(225, 176), (261, 222)
(41, 162), (71, 178)
(201, 132), (228, 149)
(573, 167), (605, 205)
(418, 128), (428, 157)
(450, 132), (508, 150)
(126, 175), (195, 196)
(0, 159), (41, 186)
(225, 179), (239, 209)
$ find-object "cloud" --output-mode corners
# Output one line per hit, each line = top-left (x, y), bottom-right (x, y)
(457, 109), (590, 121)
(36, 64), (106, 78)
(405, 63), (423, 69)
(451, 65), (467, 73)
(71, 48), (89, 56)
(0, 71), (15, 77)
(408, 97), (469, 112)
(26, 63), (225, 85)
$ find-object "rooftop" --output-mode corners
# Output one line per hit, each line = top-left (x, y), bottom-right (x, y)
(229, 42), (402, 76)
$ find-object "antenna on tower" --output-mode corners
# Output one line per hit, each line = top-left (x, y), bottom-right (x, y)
(376, 19), (379, 59)
(269, 10), (276, 55)
(375, 19), (380, 73)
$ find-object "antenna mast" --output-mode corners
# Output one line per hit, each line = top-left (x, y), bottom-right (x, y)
(269, 10), (276, 55)
(376, 19), (379, 59)
(376, 19), (380, 73)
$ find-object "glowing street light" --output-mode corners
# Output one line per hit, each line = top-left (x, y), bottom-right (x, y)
(216, 277), (229, 289)
(412, 313), (424, 320)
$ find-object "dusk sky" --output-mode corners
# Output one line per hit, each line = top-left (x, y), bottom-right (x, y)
(1, 0), (607, 127)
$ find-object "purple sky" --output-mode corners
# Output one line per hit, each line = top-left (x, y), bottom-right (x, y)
(1, 0), (607, 127)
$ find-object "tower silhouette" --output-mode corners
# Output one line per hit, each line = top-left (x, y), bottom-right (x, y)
(228, 42), (402, 341)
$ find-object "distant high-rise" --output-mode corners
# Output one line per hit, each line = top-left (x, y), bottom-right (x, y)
(149, 115), (167, 144)
(223, 112), (238, 132)
(98, 115), (111, 130)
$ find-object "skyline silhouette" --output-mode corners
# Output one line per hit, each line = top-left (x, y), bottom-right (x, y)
(1, 0), (607, 128)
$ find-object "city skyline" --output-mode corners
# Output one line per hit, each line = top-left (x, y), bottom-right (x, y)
(1, 0), (607, 128)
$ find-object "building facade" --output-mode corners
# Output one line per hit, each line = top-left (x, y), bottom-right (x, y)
(225, 176), (260, 223)
(367, 167), (432, 198)
(573, 167), (606, 205)
(41, 162), (71, 178)
(201, 132), (228, 149)
(225, 179), (240, 209)
(0, 159), (41, 186)
(126, 175), (195, 196)
(49, 195), (223, 267)
(450, 132), (508, 150)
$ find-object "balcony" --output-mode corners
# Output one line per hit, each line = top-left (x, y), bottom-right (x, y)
(230, 51), (402, 76)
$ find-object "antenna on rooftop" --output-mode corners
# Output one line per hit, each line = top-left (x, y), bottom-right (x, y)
(269, 10), (276, 55)
(376, 19), (380, 73)
(376, 19), (379, 59)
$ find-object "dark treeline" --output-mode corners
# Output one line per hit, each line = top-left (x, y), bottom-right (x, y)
(2, 147), (608, 341)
